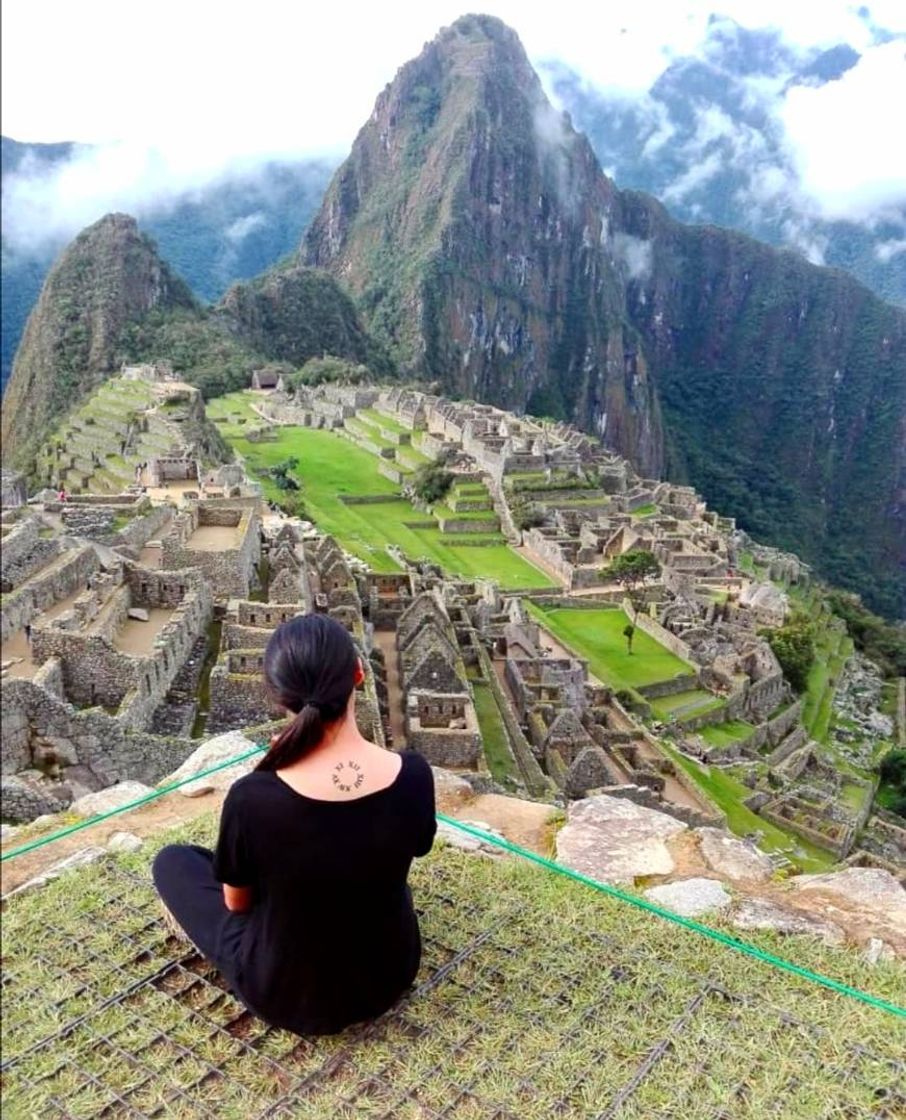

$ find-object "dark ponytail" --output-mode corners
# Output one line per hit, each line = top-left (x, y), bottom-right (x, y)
(257, 614), (358, 771)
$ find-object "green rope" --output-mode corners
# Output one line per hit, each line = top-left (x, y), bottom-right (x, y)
(435, 814), (906, 1019)
(0, 746), (267, 862)
(2, 745), (903, 1017)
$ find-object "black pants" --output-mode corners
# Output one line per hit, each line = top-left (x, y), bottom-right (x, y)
(152, 844), (248, 993)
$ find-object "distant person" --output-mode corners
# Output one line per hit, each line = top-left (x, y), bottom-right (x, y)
(153, 614), (436, 1035)
(23, 623), (32, 645)
(57, 489), (67, 502)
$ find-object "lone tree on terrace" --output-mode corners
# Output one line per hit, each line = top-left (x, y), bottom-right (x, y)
(602, 549), (661, 654)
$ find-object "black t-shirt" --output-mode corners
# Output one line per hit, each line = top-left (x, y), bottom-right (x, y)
(213, 749), (436, 1035)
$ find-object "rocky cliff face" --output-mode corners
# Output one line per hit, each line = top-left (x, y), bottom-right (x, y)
(301, 15), (905, 616)
(2, 213), (195, 468)
(302, 14), (664, 476)
(613, 190), (906, 616)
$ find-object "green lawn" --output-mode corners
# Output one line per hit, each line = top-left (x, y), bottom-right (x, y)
(696, 720), (756, 748)
(527, 605), (694, 691)
(650, 690), (727, 721)
(471, 680), (517, 783)
(218, 420), (554, 588)
(661, 743), (835, 872)
(360, 407), (410, 435)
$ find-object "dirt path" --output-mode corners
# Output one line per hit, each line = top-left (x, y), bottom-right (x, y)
(1, 789), (227, 896)
(374, 630), (407, 750)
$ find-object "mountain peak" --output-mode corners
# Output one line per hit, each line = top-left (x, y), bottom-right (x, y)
(1, 215), (195, 467)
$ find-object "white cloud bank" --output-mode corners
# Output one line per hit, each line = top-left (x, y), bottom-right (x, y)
(779, 39), (906, 222)
(1, 0), (904, 257)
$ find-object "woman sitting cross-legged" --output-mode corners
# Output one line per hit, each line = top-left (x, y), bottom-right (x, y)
(152, 613), (437, 1036)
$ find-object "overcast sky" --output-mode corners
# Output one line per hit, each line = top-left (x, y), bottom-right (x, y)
(2, 0), (905, 249)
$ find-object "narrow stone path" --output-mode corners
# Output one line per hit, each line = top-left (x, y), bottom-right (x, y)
(374, 629), (407, 750)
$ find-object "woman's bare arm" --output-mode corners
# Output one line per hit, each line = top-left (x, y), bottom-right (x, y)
(223, 884), (253, 913)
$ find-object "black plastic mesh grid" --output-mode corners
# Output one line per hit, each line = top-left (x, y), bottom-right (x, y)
(2, 853), (904, 1120)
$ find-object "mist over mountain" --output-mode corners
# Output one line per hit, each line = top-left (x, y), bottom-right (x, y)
(1, 140), (335, 390)
(545, 18), (906, 305)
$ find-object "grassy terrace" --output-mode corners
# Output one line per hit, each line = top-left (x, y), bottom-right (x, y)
(206, 400), (554, 589)
(527, 605), (694, 692)
(697, 720), (757, 748)
(470, 680), (516, 785)
(649, 690), (727, 722)
(3, 817), (903, 1119)
(660, 743), (834, 872)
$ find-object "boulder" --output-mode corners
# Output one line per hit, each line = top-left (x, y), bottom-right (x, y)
(70, 781), (154, 818)
(107, 831), (143, 853)
(731, 898), (845, 946)
(644, 877), (732, 918)
(127, 607), (150, 622)
(161, 730), (260, 796)
(556, 794), (687, 884)
(437, 818), (504, 856)
(695, 827), (774, 883)
(789, 867), (906, 947)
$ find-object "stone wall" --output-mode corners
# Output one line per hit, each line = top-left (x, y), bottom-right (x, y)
(161, 502), (261, 599)
(625, 601), (694, 663)
(116, 504), (175, 551)
(1, 545), (99, 643)
(1, 674), (195, 814)
(1, 519), (59, 590)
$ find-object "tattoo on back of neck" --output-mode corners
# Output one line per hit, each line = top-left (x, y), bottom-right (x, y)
(332, 760), (364, 793)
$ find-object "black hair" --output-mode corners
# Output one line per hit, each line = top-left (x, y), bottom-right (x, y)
(256, 613), (359, 771)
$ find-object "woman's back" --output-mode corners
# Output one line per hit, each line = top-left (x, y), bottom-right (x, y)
(213, 749), (436, 1035)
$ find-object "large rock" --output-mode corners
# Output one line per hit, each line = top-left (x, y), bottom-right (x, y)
(70, 781), (154, 818)
(789, 868), (906, 948)
(731, 898), (845, 946)
(437, 818), (505, 856)
(644, 877), (732, 917)
(556, 794), (687, 884)
(695, 827), (774, 883)
(127, 607), (150, 622)
(161, 730), (260, 797)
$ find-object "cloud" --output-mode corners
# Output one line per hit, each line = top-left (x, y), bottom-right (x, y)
(778, 39), (906, 221)
(875, 237), (906, 262)
(1, 0), (904, 262)
(224, 213), (268, 244)
(612, 232), (653, 280)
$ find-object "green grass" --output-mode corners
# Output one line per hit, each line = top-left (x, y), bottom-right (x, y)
(2, 818), (902, 1119)
(471, 680), (517, 783)
(630, 502), (658, 517)
(360, 407), (410, 435)
(802, 622), (853, 744)
(650, 690), (727, 721)
(219, 421), (554, 588)
(527, 604), (694, 691)
(660, 743), (835, 871)
(696, 720), (756, 748)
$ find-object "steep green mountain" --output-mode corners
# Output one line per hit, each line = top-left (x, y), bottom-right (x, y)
(302, 15), (664, 475)
(1, 138), (335, 392)
(1, 213), (196, 466)
(216, 261), (391, 374)
(300, 15), (906, 616)
(545, 21), (906, 307)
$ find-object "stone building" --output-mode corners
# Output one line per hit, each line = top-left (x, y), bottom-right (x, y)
(161, 499), (261, 599)
(1, 469), (27, 508)
(397, 591), (480, 766)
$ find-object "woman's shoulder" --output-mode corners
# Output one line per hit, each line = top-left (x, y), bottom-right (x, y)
(223, 769), (277, 808)
(399, 750), (434, 786)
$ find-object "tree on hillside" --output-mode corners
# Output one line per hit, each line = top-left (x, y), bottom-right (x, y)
(288, 355), (370, 389)
(602, 549), (661, 621)
(878, 749), (906, 820)
(766, 614), (816, 693)
(410, 460), (454, 505)
(623, 622), (636, 655)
